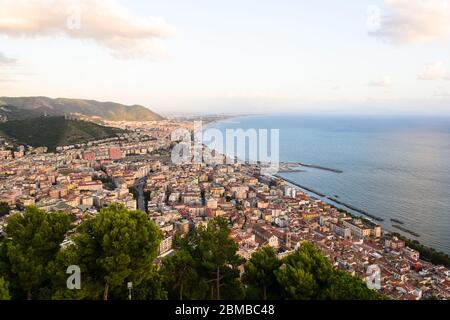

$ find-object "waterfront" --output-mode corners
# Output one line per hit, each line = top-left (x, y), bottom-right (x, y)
(209, 114), (450, 255)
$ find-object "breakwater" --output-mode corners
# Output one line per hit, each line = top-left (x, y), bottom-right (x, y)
(274, 174), (326, 197)
(298, 162), (343, 174)
(328, 197), (384, 222)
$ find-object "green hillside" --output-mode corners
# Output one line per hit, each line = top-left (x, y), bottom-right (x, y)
(0, 105), (62, 121)
(0, 116), (125, 151)
(0, 96), (164, 121)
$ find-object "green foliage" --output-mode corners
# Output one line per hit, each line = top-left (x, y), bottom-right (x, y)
(161, 250), (208, 300)
(195, 218), (244, 300)
(52, 204), (162, 300)
(275, 241), (383, 300)
(2, 206), (71, 299)
(0, 201), (10, 217)
(325, 270), (386, 300)
(171, 217), (244, 300)
(0, 116), (124, 151)
(275, 241), (334, 300)
(242, 246), (281, 300)
(0, 277), (11, 300)
(0, 205), (386, 301)
(110, 265), (167, 300)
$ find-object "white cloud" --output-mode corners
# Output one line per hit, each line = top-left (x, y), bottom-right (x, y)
(369, 76), (392, 88)
(370, 0), (450, 44)
(0, 0), (175, 59)
(434, 87), (450, 97)
(0, 52), (16, 64)
(418, 61), (450, 80)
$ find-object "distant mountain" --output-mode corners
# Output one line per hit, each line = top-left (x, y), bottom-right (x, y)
(0, 116), (125, 151)
(0, 97), (164, 121)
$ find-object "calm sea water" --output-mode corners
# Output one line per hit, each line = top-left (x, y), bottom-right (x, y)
(210, 115), (450, 255)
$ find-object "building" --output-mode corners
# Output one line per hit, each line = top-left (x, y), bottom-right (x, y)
(108, 147), (122, 160)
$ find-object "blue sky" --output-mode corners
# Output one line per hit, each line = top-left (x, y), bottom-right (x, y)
(1, 0), (450, 114)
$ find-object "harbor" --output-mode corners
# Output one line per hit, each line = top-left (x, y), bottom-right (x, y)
(272, 173), (384, 222)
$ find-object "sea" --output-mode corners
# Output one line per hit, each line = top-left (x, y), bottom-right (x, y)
(208, 114), (450, 255)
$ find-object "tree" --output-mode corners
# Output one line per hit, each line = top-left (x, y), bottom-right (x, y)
(275, 241), (334, 300)
(2, 206), (71, 300)
(325, 270), (385, 300)
(109, 265), (167, 300)
(242, 246), (281, 300)
(0, 202), (11, 217)
(275, 241), (384, 300)
(196, 217), (244, 300)
(172, 217), (244, 300)
(161, 249), (208, 300)
(53, 204), (162, 300)
(0, 277), (11, 300)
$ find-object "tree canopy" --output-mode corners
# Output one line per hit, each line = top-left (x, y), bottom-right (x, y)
(0, 277), (10, 300)
(242, 246), (281, 300)
(0, 206), (386, 301)
(1, 206), (71, 299)
(52, 204), (162, 300)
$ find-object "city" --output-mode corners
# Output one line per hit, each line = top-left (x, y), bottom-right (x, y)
(1, 119), (449, 300)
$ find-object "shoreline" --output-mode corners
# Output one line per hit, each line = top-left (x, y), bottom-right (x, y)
(205, 115), (450, 259)
(271, 173), (450, 265)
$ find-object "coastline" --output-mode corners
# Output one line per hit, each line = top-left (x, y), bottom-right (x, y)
(206, 114), (450, 261)
(272, 173), (450, 267)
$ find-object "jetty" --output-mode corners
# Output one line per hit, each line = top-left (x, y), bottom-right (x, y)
(328, 197), (384, 222)
(390, 218), (404, 225)
(274, 175), (326, 197)
(298, 162), (343, 174)
(392, 225), (420, 237)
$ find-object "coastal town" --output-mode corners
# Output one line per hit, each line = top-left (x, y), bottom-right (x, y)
(1, 120), (449, 301)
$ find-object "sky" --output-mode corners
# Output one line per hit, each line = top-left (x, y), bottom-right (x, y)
(1, 0), (450, 115)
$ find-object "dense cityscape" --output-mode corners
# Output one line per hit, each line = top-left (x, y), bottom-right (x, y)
(1, 119), (449, 300)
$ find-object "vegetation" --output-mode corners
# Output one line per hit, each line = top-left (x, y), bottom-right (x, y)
(392, 233), (450, 268)
(0, 116), (124, 151)
(274, 242), (384, 300)
(0, 277), (10, 300)
(0, 206), (71, 299)
(242, 246), (281, 300)
(0, 96), (164, 121)
(51, 204), (162, 300)
(167, 217), (245, 300)
(0, 206), (385, 300)
(0, 201), (10, 217)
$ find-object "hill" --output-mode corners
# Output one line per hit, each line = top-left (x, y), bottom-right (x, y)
(0, 97), (164, 121)
(0, 105), (62, 121)
(0, 116), (125, 151)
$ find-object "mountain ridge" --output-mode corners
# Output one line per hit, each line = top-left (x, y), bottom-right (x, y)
(0, 96), (164, 121)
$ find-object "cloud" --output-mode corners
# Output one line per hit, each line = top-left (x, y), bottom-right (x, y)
(0, 0), (175, 59)
(369, 76), (392, 88)
(369, 0), (450, 44)
(0, 52), (16, 64)
(418, 61), (450, 80)
(434, 87), (450, 97)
